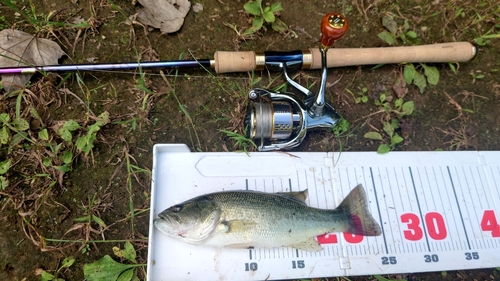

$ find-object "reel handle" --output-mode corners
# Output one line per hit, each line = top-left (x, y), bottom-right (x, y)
(320, 13), (348, 49)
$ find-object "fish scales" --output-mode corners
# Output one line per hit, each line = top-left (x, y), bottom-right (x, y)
(154, 184), (381, 252)
(202, 190), (351, 249)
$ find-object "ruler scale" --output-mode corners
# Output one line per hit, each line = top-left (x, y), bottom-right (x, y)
(147, 145), (500, 281)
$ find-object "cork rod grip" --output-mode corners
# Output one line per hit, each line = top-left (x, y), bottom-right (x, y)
(214, 51), (258, 74)
(213, 42), (476, 73)
(309, 42), (477, 69)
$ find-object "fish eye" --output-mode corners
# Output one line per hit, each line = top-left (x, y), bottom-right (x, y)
(171, 205), (183, 213)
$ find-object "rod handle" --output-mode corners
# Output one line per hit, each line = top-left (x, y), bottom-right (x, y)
(213, 42), (476, 73)
(213, 51), (259, 74)
(309, 42), (477, 69)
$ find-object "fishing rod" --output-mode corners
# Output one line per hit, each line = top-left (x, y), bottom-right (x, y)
(0, 13), (478, 152)
(0, 43), (476, 75)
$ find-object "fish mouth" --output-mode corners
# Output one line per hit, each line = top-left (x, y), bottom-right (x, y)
(154, 214), (176, 233)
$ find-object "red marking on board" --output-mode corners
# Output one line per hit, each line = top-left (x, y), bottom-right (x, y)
(317, 233), (338, 244)
(425, 212), (447, 240)
(401, 213), (424, 241)
(481, 210), (500, 237)
(401, 212), (449, 241)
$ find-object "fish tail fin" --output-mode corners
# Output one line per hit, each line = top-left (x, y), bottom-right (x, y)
(337, 184), (381, 236)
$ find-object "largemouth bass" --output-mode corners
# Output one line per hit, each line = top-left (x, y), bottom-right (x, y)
(154, 184), (381, 252)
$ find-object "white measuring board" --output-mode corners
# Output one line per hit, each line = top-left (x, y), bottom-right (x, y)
(147, 144), (500, 281)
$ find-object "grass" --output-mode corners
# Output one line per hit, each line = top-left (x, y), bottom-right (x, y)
(0, 0), (499, 280)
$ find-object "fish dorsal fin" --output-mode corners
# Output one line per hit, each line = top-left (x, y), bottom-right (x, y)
(277, 189), (308, 205)
(290, 237), (323, 252)
(221, 220), (257, 233)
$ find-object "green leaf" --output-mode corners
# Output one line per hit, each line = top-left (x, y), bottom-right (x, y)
(92, 214), (107, 228)
(243, 1), (261, 16)
(377, 144), (391, 154)
(0, 176), (8, 191)
(263, 10), (275, 23)
(0, 126), (9, 144)
(422, 64), (440, 85)
(39, 128), (49, 141)
(413, 71), (427, 93)
(0, 113), (10, 123)
(12, 118), (29, 131)
(117, 268), (134, 281)
(83, 255), (138, 281)
(394, 98), (403, 110)
(377, 31), (398, 45)
(404, 63), (415, 84)
(124, 242), (137, 263)
(59, 129), (73, 142)
(9, 131), (27, 148)
(54, 165), (70, 173)
(361, 95), (368, 103)
(391, 133), (404, 146)
(95, 111), (110, 127)
(40, 270), (55, 281)
(76, 135), (89, 151)
(270, 3), (283, 13)
(406, 30), (417, 38)
(62, 120), (81, 131)
(402, 101), (415, 116)
(243, 16), (264, 35)
(448, 63), (457, 74)
(383, 122), (394, 138)
(60, 256), (76, 269)
(364, 132), (383, 140)
(62, 150), (73, 164)
(43, 157), (52, 167)
(0, 159), (11, 174)
(379, 93), (386, 103)
(271, 20), (287, 33)
(391, 118), (400, 129)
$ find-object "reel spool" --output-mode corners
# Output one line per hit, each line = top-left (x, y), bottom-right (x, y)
(244, 13), (348, 151)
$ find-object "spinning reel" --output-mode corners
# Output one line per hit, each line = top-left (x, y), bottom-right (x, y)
(244, 13), (349, 151)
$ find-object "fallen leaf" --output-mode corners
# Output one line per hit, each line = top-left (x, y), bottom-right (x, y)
(381, 15), (398, 35)
(392, 74), (407, 98)
(192, 3), (203, 13)
(0, 29), (65, 92)
(137, 0), (191, 34)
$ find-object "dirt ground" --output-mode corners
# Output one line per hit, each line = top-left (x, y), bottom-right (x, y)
(0, 0), (499, 280)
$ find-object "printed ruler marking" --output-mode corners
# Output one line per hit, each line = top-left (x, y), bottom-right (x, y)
(369, 167), (389, 255)
(409, 167), (432, 252)
(447, 166), (472, 250)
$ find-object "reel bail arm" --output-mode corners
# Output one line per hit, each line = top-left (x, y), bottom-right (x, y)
(245, 12), (348, 151)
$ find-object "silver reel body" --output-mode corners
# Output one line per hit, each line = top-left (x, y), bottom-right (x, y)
(244, 55), (341, 151)
(245, 88), (340, 151)
(244, 12), (348, 151)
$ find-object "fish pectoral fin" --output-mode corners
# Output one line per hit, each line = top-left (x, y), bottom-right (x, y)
(277, 189), (308, 204)
(290, 238), (323, 252)
(223, 220), (257, 233)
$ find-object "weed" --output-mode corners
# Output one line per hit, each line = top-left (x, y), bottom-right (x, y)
(37, 256), (75, 281)
(403, 63), (440, 93)
(160, 69), (202, 151)
(473, 27), (500, 46)
(219, 128), (256, 154)
(332, 117), (351, 137)
(0, 158), (10, 190)
(84, 241), (146, 281)
(363, 92), (414, 153)
(124, 147), (151, 236)
(241, 0), (296, 37)
(346, 87), (369, 104)
(470, 71), (485, 83)
(378, 14), (418, 45)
